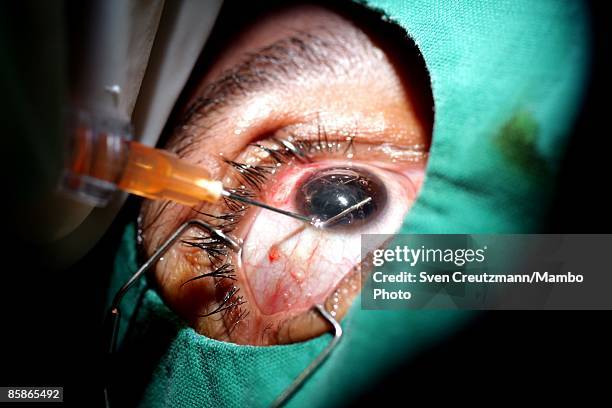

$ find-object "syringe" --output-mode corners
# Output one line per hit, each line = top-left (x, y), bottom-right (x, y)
(61, 114), (312, 223)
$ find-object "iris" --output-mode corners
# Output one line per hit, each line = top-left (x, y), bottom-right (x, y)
(296, 166), (387, 228)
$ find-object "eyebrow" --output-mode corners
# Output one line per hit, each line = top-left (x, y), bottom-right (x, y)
(177, 27), (366, 131)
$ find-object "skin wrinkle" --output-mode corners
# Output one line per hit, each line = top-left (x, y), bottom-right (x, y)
(172, 28), (374, 155)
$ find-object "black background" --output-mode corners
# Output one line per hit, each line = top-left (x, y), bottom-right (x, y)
(1, 1), (610, 407)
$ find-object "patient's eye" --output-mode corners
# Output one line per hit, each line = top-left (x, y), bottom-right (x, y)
(139, 3), (433, 345)
(226, 135), (421, 318)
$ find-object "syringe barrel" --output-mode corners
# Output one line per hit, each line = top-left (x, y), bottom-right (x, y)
(61, 113), (131, 206)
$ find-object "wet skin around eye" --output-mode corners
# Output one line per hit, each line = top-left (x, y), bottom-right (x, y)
(139, 4), (433, 345)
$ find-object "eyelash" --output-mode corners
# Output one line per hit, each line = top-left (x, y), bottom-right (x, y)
(179, 131), (357, 336)
(222, 132), (356, 208)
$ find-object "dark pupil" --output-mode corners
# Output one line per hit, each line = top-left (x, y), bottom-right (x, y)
(296, 167), (387, 228)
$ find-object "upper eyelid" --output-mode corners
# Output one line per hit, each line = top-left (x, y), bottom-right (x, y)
(221, 132), (422, 196)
